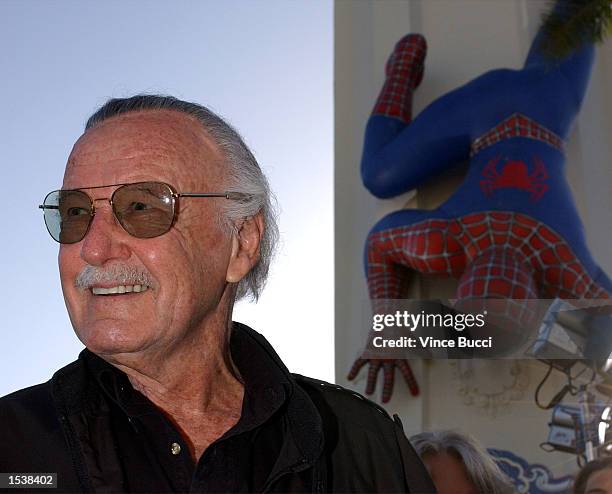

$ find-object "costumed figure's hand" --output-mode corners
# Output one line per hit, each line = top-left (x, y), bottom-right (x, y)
(347, 357), (419, 403)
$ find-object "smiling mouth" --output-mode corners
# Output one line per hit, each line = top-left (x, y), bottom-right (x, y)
(91, 285), (150, 295)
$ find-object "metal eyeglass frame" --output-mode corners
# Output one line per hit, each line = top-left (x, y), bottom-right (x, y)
(38, 181), (248, 243)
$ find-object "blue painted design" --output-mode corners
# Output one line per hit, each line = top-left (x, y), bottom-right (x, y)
(489, 448), (574, 494)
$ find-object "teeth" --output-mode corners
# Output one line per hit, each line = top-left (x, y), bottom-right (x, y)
(91, 285), (148, 295)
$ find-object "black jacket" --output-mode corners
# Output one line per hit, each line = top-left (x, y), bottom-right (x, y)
(0, 324), (435, 493)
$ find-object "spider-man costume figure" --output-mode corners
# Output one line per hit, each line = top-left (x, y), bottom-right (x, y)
(348, 6), (612, 403)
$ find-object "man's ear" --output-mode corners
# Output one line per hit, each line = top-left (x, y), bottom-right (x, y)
(226, 212), (264, 283)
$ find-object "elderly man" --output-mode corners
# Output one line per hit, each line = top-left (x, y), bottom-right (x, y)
(0, 95), (434, 493)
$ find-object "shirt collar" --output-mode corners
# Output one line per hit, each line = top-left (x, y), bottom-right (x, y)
(81, 322), (294, 432)
(73, 321), (324, 481)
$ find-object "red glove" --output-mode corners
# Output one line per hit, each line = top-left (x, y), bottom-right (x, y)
(347, 357), (419, 403)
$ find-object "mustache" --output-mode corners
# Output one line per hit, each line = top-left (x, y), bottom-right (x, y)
(75, 264), (155, 289)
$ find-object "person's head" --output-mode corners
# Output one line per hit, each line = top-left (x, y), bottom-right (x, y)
(51, 94), (278, 358)
(410, 430), (514, 494)
(574, 457), (612, 494)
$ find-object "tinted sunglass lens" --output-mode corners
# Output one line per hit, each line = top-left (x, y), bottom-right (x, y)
(43, 190), (92, 244)
(112, 182), (175, 238)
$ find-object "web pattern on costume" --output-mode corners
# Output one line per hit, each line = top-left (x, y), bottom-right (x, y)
(470, 113), (565, 156)
(372, 34), (427, 123)
(354, 27), (610, 401)
(367, 211), (611, 301)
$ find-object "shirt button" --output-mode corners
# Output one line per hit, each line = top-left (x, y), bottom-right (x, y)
(170, 442), (181, 455)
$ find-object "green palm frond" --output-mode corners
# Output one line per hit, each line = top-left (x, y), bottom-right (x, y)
(540, 0), (612, 59)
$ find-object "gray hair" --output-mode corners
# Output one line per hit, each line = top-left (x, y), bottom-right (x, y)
(410, 430), (515, 494)
(85, 94), (278, 301)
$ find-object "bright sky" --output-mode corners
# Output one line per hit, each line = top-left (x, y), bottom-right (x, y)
(0, 0), (333, 396)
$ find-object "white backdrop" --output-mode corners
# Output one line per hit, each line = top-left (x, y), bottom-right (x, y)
(0, 0), (334, 396)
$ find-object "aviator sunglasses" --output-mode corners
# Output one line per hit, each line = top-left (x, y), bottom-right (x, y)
(39, 181), (245, 244)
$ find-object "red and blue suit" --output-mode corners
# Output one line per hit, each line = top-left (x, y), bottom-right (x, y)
(348, 18), (612, 403)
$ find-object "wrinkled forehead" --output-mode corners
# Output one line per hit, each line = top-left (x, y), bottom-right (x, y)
(64, 109), (226, 190)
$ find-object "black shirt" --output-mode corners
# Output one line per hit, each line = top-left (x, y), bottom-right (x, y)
(0, 322), (436, 493)
(82, 324), (292, 493)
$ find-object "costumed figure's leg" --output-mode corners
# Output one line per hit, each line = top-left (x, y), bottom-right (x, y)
(522, 1), (596, 137)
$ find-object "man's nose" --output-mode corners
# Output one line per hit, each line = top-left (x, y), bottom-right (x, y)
(80, 203), (131, 266)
